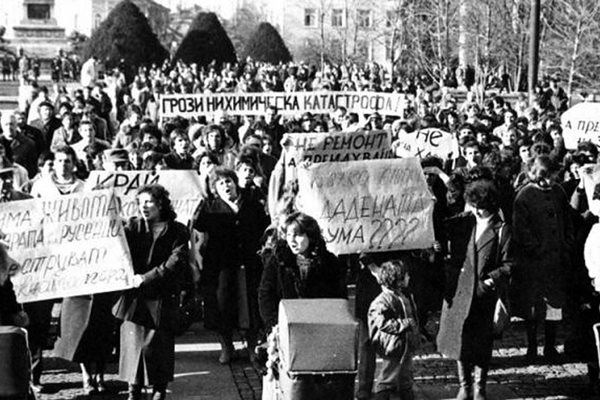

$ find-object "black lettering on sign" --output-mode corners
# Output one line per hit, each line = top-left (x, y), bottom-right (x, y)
(368, 217), (420, 250)
(325, 224), (365, 245)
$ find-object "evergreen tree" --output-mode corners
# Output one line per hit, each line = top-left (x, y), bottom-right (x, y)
(174, 12), (236, 67)
(242, 22), (292, 64)
(82, 0), (168, 81)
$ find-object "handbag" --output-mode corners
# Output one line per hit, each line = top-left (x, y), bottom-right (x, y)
(171, 291), (203, 336)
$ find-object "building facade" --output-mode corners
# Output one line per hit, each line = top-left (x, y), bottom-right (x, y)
(1, 0), (169, 58)
(262, 0), (397, 66)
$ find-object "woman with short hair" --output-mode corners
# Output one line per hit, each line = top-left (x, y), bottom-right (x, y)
(193, 167), (269, 364)
(437, 179), (513, 400)
(113, 184), (189, 400)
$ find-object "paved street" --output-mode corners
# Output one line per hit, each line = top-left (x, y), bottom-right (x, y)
(35, 312), (597, 400)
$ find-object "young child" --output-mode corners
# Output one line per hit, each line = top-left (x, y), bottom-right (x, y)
(368, 260), (420, 400)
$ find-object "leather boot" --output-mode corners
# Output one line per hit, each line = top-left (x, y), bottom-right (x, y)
(218, 333), (234, 364)
(152, 383), (167, 400)
(544, 321), (559, 361)
(127, 384), (142, 400)
(456, 361), (473, 400)
(525, 319), (537, 361)
(473, 365), (488, 400)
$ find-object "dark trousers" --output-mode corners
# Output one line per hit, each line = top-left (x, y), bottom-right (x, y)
(23, 300), (54, 384)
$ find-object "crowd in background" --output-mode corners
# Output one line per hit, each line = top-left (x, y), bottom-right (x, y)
(0, 55), (599, 400)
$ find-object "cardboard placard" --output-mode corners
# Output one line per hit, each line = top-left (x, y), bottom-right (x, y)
(2, 190), (135, 303)
(561, 102), (600, 150)
(160, 91), (410, 117)
(85, 170), (203, 223)
(393, 128), (455, 159)
(281, 130), (392, 182)
(297, 158), (435, 254)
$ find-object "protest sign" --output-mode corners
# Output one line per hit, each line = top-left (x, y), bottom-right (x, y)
(1, 190), (135, 303)
(561, 102), (600, 150)
(580, 164), (600, 217)
(392, 128), (455, 159)
(281, 130), (392, 181)
(297, 158), (435, 254)
(585, 223), (600, 290)
(86, 170), (203, 223)
(160, 91), (410, 118)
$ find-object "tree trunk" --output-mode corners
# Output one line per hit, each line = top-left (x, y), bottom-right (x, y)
(458, 0), (469, 67)
(567, 19), (582, 98)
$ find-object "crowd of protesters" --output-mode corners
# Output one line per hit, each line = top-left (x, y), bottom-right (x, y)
(0, 54), (599, 400)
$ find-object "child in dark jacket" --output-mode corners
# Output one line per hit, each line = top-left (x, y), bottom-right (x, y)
(368, 260), (420, 400)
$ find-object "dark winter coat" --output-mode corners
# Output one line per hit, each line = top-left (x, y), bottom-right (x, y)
(0, 279), (20, 326)
(368, 289), (420, 358)
(511, 182), (574, 318)
(437, 213), (513, 364)
(113, 217), (189, 384)
(193, 193), (269, 331)
(258, 241), (347, 331)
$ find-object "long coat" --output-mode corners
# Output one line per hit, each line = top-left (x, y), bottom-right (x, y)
(258, 241), (347, 331)
(194, 193), (269, 333)
(511, 182), (574, 318)
(53, 292), (116, 362)
(113, 217), (189, 385)
(0, 279), (20, 326)
(437, 213), (513, 365)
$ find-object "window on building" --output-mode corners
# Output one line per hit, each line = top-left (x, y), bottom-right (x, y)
(331, 9), (344, 27)
(304, 8), (317, 27)
(357, 9), (371, 28)
(27, 4), (51, 20)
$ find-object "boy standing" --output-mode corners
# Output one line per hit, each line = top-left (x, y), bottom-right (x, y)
(368, 260), (420, 400)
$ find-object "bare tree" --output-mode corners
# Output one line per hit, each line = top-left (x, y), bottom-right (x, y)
(541, 0), (600, 95)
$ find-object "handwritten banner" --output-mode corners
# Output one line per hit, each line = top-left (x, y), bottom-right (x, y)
(561, 102), (600, 150)
(1, 190), (135, 303)
(392, 128), (455, 159)
(160, 91), (410, 117)
(281, 130), (392, 181)
(580, 164), (600, 217)
(85, 170), (203, 223)
(297, 158), (435, 254)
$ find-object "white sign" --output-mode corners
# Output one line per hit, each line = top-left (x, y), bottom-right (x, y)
(2, 190), (135, 303)
(281, 130), (392, 182)
(86, 170), (204, 223)
(393, 128), (455, 159)
(160, 91), (410, 117)
(561, 102), (600, 150)
(297, 158), (435, 254)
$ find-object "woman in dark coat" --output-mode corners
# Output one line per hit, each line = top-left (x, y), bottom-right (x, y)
(113, 184), (189, 400)
(194, 167), (270, 364)
(258, 211), (347, 333)
(437, 179), (513, 400)
(511, 155), (574, 360)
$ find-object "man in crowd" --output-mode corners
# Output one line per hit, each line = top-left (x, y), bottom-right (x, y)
(0, 111), (37, 178)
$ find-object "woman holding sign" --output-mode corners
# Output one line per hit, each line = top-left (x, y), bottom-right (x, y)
(113, 184), (189, 400)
